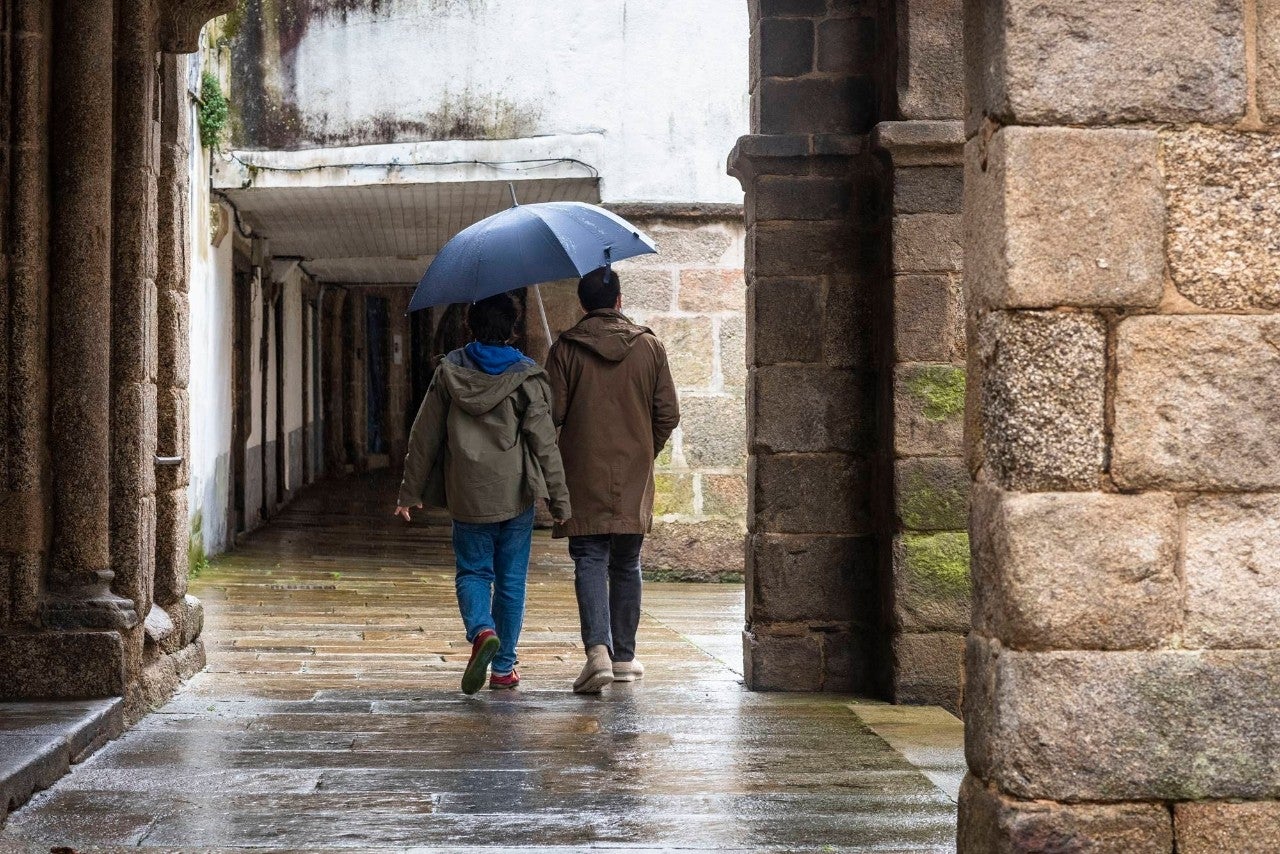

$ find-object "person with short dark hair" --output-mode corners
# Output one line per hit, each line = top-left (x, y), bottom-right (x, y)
(395, 292), (571, 694)
(547, 266), (681, 694)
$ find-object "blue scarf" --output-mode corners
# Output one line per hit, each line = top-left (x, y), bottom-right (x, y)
(464, 341), (534, 375)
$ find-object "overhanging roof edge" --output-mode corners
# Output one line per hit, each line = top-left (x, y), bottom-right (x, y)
(212, 133), (606, 191)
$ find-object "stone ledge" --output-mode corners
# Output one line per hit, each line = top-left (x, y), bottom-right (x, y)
(728, 133), (868, 179)
(604, 202), (744, 221)
(0, 697), (123, 826)
(872, 121), (965, 166)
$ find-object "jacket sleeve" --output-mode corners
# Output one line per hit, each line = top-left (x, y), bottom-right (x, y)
(397, 369), (448, 507)
(522, 375), (573, 520)
(651, 339), (681, 456)
(546, 341), (570, 428)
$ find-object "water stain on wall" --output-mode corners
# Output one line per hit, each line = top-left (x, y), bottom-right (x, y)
(229, 0), (530, 148)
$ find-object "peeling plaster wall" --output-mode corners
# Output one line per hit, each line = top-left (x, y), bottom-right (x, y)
(188, 109), (236, 559)
(230, 0), (748, 203)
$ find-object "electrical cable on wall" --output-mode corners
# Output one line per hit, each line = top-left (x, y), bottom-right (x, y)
(227, 152), (600, 179)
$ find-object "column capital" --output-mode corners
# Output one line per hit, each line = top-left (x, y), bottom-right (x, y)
(727, 133), (867, 186)
(871, 120), (964, 167)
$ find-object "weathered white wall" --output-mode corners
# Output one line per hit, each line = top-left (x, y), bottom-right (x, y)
(270, 0), (748, 203)
(187, 148), (235, 557)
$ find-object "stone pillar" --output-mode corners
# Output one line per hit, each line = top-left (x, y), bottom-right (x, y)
(385, 288), (412, 465)
(109, 0), (160, 624)
(871, 0), (968, 711)
(731, 0), (884, 691)
(155, 52), (192, 612)
(2, 0), (53, 630)
(873, 121), (966, 712)
(960, 1), (1279, 849)
(323, 288), (348, 472)
(43, 0), (137, 631)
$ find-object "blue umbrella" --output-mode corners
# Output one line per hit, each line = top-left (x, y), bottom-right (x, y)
(408, 195), (658, 342)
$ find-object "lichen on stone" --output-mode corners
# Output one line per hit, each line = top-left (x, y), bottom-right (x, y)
(905, 365), (966, 422)
(903, 532), (971, 598)
(652, 473), (695, 517)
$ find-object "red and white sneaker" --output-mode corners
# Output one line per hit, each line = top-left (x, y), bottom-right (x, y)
(461, 629), (500, 695)
(489, 668), (521, 690)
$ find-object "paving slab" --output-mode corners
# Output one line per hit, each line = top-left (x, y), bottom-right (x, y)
(1, 472), (959, 851)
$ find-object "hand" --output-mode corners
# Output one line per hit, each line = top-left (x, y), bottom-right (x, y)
(394, 503), (422, 522)
(553, 516), (570, 526)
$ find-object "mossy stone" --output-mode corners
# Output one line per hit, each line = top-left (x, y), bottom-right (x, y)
(902, 532), (971, 599)
(905, 364), (966, 422)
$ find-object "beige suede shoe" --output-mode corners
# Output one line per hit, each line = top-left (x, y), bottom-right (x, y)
(573, 644), (615, 694)
(612, 659), (645, 682)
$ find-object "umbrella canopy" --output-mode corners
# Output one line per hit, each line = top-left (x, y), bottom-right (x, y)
(407, 201), (658, 313)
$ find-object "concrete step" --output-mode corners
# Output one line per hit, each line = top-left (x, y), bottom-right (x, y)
(0, 698), (124, 825)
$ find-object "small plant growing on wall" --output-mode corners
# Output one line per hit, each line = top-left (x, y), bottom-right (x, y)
(198, 71), (230, 150)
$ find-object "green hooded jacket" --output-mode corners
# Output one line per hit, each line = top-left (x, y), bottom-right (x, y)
(397, 348), (571, 524)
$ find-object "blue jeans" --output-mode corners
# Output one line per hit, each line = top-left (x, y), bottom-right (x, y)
(568, 534), (644, 662)
(451, 506), (535, 674)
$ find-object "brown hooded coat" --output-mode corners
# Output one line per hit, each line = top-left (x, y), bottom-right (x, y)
(546, 309), (680, 538)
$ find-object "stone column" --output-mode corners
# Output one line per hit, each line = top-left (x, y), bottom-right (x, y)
(385, 288), (412, 465)
(871, 0), (968, 711)
(109, 0), (160, 625)
(322, 288), (348, 472)
(730, 0), (884, 692)
(960, 1), (1279, 849)
(154, 52), (192, 612)
(873, 121), (966, 712)
(43, 0), (137, 631)
(3, 0), (53, 630)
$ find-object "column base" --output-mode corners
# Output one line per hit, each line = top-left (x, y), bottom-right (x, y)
(42, 587), (139, 631)
(0, 631), (127, 699)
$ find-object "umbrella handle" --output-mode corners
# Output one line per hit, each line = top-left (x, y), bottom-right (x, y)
(532, 284), (553, 349)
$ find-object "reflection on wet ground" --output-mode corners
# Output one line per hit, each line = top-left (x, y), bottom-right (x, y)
(1, 473), (956, 852)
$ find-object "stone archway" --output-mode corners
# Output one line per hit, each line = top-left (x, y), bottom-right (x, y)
(731, 0), (968, 708)
(734, 1), (1280, 850)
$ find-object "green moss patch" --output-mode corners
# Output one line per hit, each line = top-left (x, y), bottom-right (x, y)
(902, 532), (971, 599)
(188, 510), (209, 580)
(898, 468), (968, 531)
(906, 365), (966, 422)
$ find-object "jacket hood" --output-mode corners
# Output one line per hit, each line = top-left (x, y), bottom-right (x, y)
(439, 348), (542, 415)
(558, 310), (651, 362)
(464, 341), (535, 375)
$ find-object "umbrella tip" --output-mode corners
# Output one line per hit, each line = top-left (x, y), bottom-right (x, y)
(508, 182), (519, 206)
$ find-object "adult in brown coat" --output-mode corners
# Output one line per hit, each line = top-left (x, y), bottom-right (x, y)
(546, 266), (680, 694)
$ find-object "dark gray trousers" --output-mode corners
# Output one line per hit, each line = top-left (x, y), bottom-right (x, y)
(568, 534), (644, 662)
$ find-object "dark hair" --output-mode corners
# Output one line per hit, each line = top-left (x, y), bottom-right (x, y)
(578, 266), (621, 312)
(467, 292), (518, 344)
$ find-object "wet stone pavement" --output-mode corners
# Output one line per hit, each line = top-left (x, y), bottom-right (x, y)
(1, 474), (957, 852)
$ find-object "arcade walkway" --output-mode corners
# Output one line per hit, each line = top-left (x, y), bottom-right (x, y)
(1, 474), (958, 852)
